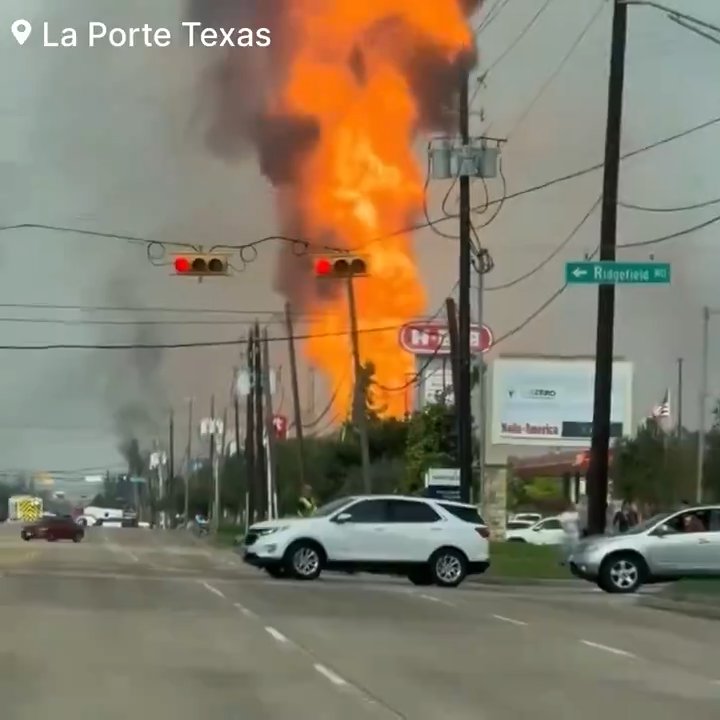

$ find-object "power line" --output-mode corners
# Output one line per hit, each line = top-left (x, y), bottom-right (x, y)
(486, 195), (601, 291)
(3, 115), (718, 261)
(618, 210), (720, 248)
(619, 195), (720, 212)
(505, 0), (607, 139)
(0, 316), (287, 327)
(471, 0), (558, 107)
(472, 113), (720, 212)
(484, 0), (558, 78)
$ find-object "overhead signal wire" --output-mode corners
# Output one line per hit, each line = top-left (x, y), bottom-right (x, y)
(2, 115), (718, 261)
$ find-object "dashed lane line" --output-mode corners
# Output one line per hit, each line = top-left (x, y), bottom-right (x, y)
(199, 580), (226, 598)
(314, 663), (349, 687)
(491, 614), (529, 627)
(265, 626), (290, 644)
(580, 639), (636, 658)
(233, 602), (257, 619)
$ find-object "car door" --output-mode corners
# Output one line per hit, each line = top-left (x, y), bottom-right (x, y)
(530, 518), (564, 545)
(693, 508), (720, 574)
(646, 511), (708, 572)
(384, 499), (444, 561)
(328, 499), (391, 561)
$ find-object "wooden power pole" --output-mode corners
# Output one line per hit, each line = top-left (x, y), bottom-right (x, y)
(284, 301), (307, 491)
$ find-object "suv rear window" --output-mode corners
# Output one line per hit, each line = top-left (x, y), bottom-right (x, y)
(439, 503), (485, 524)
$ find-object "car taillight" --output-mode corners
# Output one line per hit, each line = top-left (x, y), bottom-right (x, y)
(475, 526), (490, 539)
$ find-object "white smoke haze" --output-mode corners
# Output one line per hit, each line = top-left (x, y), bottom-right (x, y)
(0, 0), (717, 477)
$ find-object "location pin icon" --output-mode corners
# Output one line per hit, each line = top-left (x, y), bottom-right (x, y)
(11, 19), (32, 46)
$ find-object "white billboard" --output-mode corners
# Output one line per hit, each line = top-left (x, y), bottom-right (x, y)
(490, 357), (633, 447)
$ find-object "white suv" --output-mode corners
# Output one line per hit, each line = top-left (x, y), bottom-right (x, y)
(241, 494), (490, 587)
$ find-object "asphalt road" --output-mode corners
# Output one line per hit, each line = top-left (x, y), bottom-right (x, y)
(0, 524), (718, 719)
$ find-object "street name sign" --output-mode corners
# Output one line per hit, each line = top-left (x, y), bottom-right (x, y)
(565, 261), (670, 285)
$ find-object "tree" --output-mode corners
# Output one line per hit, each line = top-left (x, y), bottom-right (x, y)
(404, 402), (456, 493)
(612, 420), (695, 508)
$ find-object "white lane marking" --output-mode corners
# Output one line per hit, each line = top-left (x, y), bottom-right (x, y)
(314, 663), (348, 686)
(265, 626), (290, 644)
(492, 614), (528, 626)
(233, 602), (257, 619)
(418, 593), (455, 606)
(199, 580), (225, 598)
(580, 639), (636, 658)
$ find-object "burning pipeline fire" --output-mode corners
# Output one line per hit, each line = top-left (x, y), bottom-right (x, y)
(189, 0), (480, 419)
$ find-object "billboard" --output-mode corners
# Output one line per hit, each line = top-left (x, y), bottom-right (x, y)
(490, 357), (633, 447)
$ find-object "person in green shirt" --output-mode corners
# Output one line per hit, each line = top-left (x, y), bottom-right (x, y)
(297, 485), (317, 517)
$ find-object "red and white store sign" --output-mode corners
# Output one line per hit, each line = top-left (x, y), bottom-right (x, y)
(398, 322), (493, 356)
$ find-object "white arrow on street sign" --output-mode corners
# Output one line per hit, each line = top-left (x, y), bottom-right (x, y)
(572, 267), (588, 278)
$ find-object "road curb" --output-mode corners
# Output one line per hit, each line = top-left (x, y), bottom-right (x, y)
(638, 595), (720, 620)
(470, 576), (582, 587)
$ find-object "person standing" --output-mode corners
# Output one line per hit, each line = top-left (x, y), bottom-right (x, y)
(297, 485), (317, 517)
(558, 500), (580, 565)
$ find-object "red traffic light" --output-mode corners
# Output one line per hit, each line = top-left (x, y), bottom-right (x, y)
(314, 258), (332, 275)
(174, 256), (191, 273)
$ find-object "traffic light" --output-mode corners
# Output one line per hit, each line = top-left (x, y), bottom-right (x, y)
(172, 253), (230, 276)
(313, 253), (368, 278)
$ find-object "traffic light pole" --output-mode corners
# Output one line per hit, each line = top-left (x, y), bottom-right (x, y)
(347, 275), (372, 494)
(586, 0), (628, 535)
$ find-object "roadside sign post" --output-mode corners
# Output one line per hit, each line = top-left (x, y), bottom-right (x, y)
(565, 261), (671, 285)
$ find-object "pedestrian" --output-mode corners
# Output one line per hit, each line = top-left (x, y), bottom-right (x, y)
(297, 485), (317, 517)
(612, 501), (634, 533)
(558, 500), (580, 566)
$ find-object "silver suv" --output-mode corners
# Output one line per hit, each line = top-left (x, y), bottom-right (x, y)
(569, 505), (720, 593)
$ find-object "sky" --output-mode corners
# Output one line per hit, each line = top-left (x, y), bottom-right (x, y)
(0, 0), (718, 489)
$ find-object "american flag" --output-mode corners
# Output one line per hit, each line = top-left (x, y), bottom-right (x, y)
(651, 389), (671, 418)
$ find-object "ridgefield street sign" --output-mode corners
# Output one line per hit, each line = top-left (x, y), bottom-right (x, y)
(565, 261), (671, 285)
(398, 322), (493, 356)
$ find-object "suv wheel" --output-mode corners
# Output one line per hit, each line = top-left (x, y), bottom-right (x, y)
(72, 533), (83, 543)
(46, 533), (56, 542)
(285, 541), (323, 580)
(430, 548), (467, 588)
(599, 553), (644, 593)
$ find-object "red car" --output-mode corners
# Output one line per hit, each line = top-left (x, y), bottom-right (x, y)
(21, 516), (84, 542)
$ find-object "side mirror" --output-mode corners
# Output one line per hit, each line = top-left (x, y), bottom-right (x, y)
(533, 526), (541, 531)
(333, 513), (352, 524)
(653, 524), (671, 537)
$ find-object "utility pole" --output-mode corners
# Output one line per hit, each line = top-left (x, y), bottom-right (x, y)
(284, 301), (307, 491)
(347, 275), (372, 493)
(446, 298), (465, 498)
(445, 298), (460, 408)
(676, 358), (684, 437)
(234, 375), (242, 512)
(209, 394), (218, 531)
(216, 405), (227, 528)
(457, 61), (473, 506)
(168, 409), (175, 523)
(696, 306), (710, 504)
(253, 321), (266, 519)
(184, 398), (193, 523)
(245, 330), (257, 525)
(262, 328), (278, 518)
(586, 0), (628, 536)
